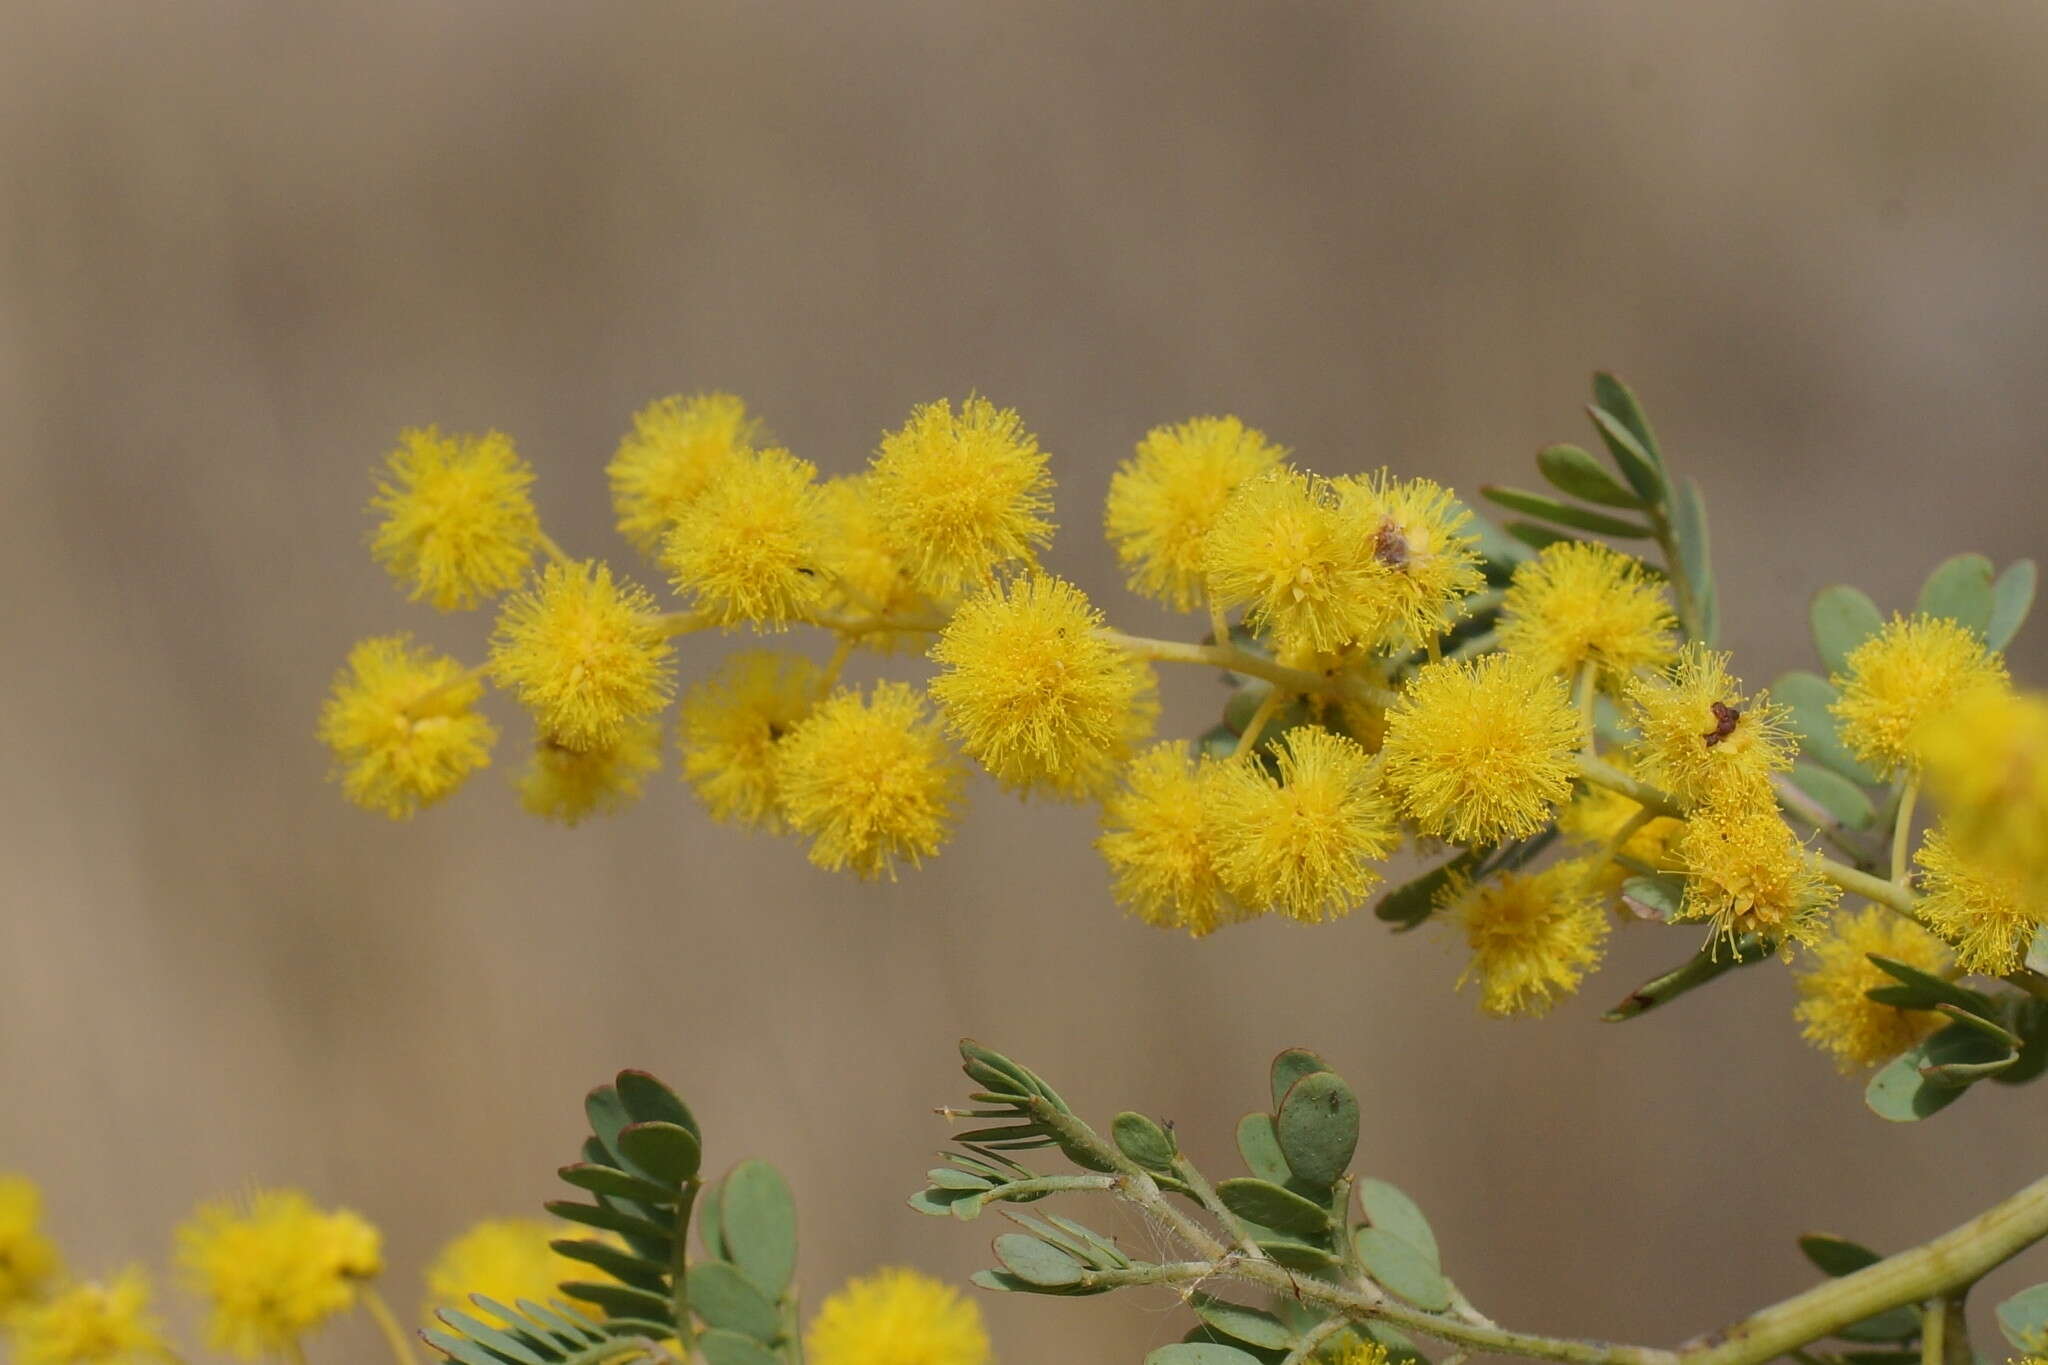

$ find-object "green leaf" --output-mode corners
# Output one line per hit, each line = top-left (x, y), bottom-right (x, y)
(688, 1260), (781, 1342)
(1864, 957), (1997, 1017)
(1537, 444), (1643, 508)
(1863, 1023), (2006, 1122)
(1602, 934), (1770, 1021)
(1995, 1283), (2048, 1353)
(542, 1200), (674, 1250)
(617, 1122), (701, 1187)
(614, 1070), (700, 1141)
(1355, 1227), (1451, 1310)
(907, 1187), (975, 1216)
(1783, 761), (1876, 829)
(1671, 476), (1715, 644)
(584, 1085), (636, 1172)
(1256, 1237), (1339, 1271)
(1915, 1021), (2017, 1085)
(1987, 560), (2037, 651)
(1798, 1233), (1882, 1277)
(1470, 513), (1532, 581)
(1273, 1071), (1358, 1189)
(718, 1161), (797, 1297)
(1480, 486), (1653, 538)
(1585, 403), (1668, 509)
(1374, 847), (1487, 932)
(1359, 1179), (1439, 1266)
(1269, 1049), (1331, 1110)
(2029, 925), (2048, 978)
(1144, 1346), (1266, 1365)
(1591, 373), (1667, 468)
(1111, 1112), (1178, 1172)
(556, 1164), (678, 1207)
(1504, 521), (1582, 552)
(1810, 586), (1885, 678)
(1773, 671), (1881, 785)
(926, 1167), (993, 1191)
(433, 1306), (551, 1365)
(696, 1184), (725, 1260)
(1235, 1113), (1292, 1186)
(1190, 1295), (1296, 1351)
(557, 1281), (673, 1323)
(550, 1238), (668, 1292)
(1619, 873), (1687, 922)
(696, 1328), (782, 1365)
(1837, 1307), (1922, 1343)
(1216, 1178), (1331, 1238)
(992, 1233), (1085, 1287)
(1198, 722), (1242, 761)
(1917, 553), (1996, 637)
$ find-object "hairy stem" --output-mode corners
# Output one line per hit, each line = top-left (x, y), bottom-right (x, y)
(1169, 1154), (1269, 1261)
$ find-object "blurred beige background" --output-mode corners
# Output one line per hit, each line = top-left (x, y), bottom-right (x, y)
(4, 2), (2046, 1360)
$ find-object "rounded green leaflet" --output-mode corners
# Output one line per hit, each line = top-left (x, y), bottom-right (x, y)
(617, 1121), (700, 1187)
(1235, 1112), (1292, 1185)
(1918, 553), (1996, 637)
(1797, 1233), (1882, 1278)
(1996, 1283), (2048, 1353)
(687, 1259), (782, 1343)
(1189, 1294), (1295, 1350)
(1355, 1226), (1451, 1311)
(1809, 585), (1884, 677)
(697, 1328), (781, 1365)
(1480, 485), (1652, 538)
(992, 1232), (1085, 1287)
(1772, 671), (1880, 785)
(1359, 1178), (1438, 1266)
(1987, 560), (2037, 650)
(1111, 1111), (1178, 1171)
(556, 1162), (677, 1207)
(1537, 443), (1643, 508)
(1143, 1346), (1265, 1365)
(717, 1160), (797, 1297)
(1268, 1047), (1331, 1110)
(614, 1069), (700, 1141)
(1274, 1070), (1358, 1190)
(1784, 761), (1875, 829)
(1215, 1177), (1330, 1238)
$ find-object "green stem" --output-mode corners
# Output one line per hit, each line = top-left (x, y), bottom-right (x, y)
(1169, 1154), (1268, 1261)
(1645, 504), (1701, 641)
(1891, 776), (1920, 889)
(1232, 688), (1288, 760)
(1575, 660), (1601, 746)
(361, 1286), (422, 1365)
(1574, 756), (1684, 818)
(1102, 631), (1399, 708)
(670, 1179), (701, 1357)
(1023, 1097), (1228, 1261)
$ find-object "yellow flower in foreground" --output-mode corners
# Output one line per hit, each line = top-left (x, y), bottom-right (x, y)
(177, 1190), (381, 1360)
(490, 561), (674, 751)
(1674, 793), (1837, 949)
(1203, 469), (1388, 658)
(1333, 472), (1485, 653)
(1098, 743), (1237, 936)
(1380, 654), (1581, 845)
(422, 1219), (598, 1327)
(1104, 415), (1287, 610)
(608, 392), (760, 557)
(518, 719), (662, 826)
(930, 575), (1156, 798)
(1439, 860), (1610, 1018)
(1793, 907), (1952, 1072)
(664, 447), (830, 629)
(774, 683), (963, 880)
(1626, 645), (1794, 809)
(869, 396), (1053, 598)
(1830, 614), (2007, 777)
(318, 635), (496, 819)
(1497, 541), (1675, 692)
(806, 1267), (990, 1365)
(1916, 827), (2045, 976)
(679, 652), (821, 830)
(1208, 727), (1398, 923)
(12, 1270), (165, 1365)
(1921, 686), (2048, 900)
(369, 427), (541, 611)
(0, 1174), (62, 1314)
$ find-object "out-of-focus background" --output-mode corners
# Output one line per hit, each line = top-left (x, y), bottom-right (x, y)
(4, 2), (2046, 1358)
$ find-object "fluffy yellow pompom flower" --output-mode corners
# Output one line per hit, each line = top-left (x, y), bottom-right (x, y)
(608, 393), (760, 557)
(1333, 471), (1485, 653)
(1207, 728), (1398, 923)
(1920, 686), (2048, 899)
(1673, 792), (1837, 949)
(0, 1174), (62, 1314)
(805, 1266), (991, 1365)
(422, 1219), (600, 1327)
(318, 635), (496, 819)
(1318, 1337), (1392, 1365)
(1496, 541), (1675, 692)
(774, 683), (963, 880)
(664, 447), (830, 629)
(176, 1190), (382, 1360)
(12, 1270), (166, 1365)
(1915, 826), (2044, 976)
(369, 427), (541, 611)
(679, 651), (822, 830)
(490, 561), (675, 751)
(818, 476), (937, 652)
(518, 719), (662, 826)
(929, 575), (1157, 798)
(1098, 743), (1240, 936)
(1830, 614), (2008, 777)
(1625, 645), (1794, 809)
(1437, 860), (1610, 1019)
(1104, 415), (1287, 610)
(868, 396), (1054, 597)
(1793, 907), (1952, 1072)
(1380, 654), (1581, 845)
(1203, 469), (1388, 659)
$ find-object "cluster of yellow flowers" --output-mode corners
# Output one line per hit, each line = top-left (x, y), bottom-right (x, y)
(0, 1175), (988, 1365)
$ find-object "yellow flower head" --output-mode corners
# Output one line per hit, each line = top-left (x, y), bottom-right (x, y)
(1203, 469), (1390, 659)
(1793, 907), (1953, 1073)
(1830, 614), (2008, 777)
(518, 719), (662, 826)
(490, 561), (675, 751)
(1207, 727), (1399, 923)
(369, 427), (541, 611)
(664, 447), (830, 630)
(1438, 860), (1610, 1019)
(805, 1266), (991, 1365)
(0, 1174), (62, 1315)
(817, 475), (938, 652)
(679, 651), (822, 830)
(1380, 653), (1582, 845)
(176, 1190), (382, 1360)
(868, 396), (1054, 597)
(929, 575), (1157, 799)
(1625, 645), (1795, 809)
(1496, 541), (1676, 692)
(12, 1270), (165, 1365)
(1333, 471), (1486, 653)
(318, 635), (496, 819)
(1673, 791), (1838, 949)
(1920, 686), (2048, 900)
(608, 393), (760, 557)
(1317, 1337), (1392, 1365)
(422, 1219), (601, 1327)
(1557, 766), (1683, 897)
(773, 683), (963, 880)
(1915, 826), (2045, 976)
(1098, 742), (1241, 937)
(1104, 415), (1287, 610)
